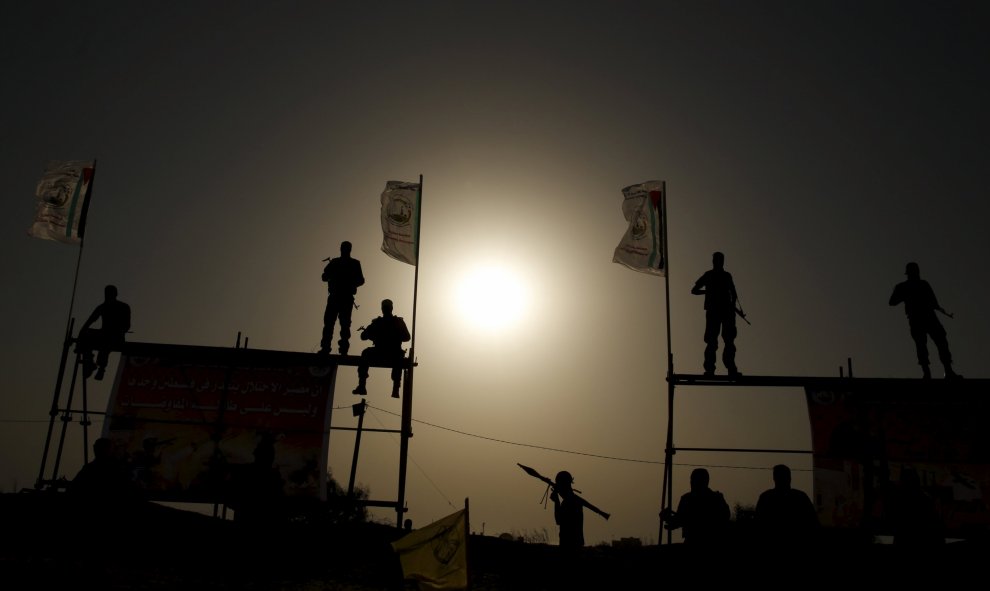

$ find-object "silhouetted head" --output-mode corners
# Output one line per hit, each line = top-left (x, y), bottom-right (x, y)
(690, 468), (710, 491)
(104, 285), (118, 301)
(905, 262), (920, 279)
(555, 471), (574, 491)
(253, 439), (276, 466)
(93, 437), (113, 459)
(712, 252), (725, 270)
(341, 241), (352, 257)
(772, 464), (791, 489)
(381, 299), (394, 316)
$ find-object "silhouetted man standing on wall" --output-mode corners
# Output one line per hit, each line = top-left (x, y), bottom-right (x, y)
(78, 284), (131, 380)
(352, 299), (410, 398)
(692, 252), (741, 377)
(889, 262), (960, 379)
(319, 241), (365, 356)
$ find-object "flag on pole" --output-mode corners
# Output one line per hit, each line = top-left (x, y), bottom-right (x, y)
(381, 180), (420, 265)
(612, 180), (665, 276)
(28, 160), (96, 245)
(391, 506), (469, 590)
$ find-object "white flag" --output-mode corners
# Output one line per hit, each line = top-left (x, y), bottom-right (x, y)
(612, 180), (665, 276)
(380, 180), (420, 266)
(28, 160), (96, 245)
(391, 507), (468, 590)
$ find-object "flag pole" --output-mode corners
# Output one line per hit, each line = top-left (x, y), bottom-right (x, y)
(36, 158), (97, 488)
(659, 182), (675, 544)
(396, 173), (423, 527)
(409, 174), (423, 361)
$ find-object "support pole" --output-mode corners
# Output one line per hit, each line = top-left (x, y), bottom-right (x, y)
(659, 184), (675, 544)
(36, 318), (75, 489)
(397, 173), (423, 527)
(348, 400), (366, 496)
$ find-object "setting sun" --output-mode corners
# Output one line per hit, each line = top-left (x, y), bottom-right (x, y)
(455, 265), (529, 333)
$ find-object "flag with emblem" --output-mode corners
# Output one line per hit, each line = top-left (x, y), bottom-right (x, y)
(612, 180), (665, 276)
(28, 159), (97, 245)
(381, 180), (421, 265)
(391, 501), (469, 590)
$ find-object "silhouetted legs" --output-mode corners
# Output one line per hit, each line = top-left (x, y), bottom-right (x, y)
(76, 328), (121, 380)
(909, 317), (955, 378)
(703, 310), (738, 376)
(321, 293), (354, 355)
(353, 347), (404, 398)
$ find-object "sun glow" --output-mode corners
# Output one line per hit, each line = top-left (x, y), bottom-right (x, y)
(455, 265), (529, 333)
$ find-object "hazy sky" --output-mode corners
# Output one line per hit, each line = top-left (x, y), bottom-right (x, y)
(2, 1), (988, 545)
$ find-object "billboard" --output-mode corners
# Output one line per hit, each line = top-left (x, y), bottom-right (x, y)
(806, 380), (990, 539)
(104, 343), (336, 504)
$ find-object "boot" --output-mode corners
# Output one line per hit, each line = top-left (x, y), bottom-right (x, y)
(945, 365), (962, 380)
(921, 365), (932, 380)
(352, 380), (367, 395)
(391, 382), (400, 399)
(82, 356), (95, 379)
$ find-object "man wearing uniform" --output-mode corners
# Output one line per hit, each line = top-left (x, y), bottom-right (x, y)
(319, 241), (365, 356)
(691, 252), (741, 377)
(352, 299), (410, 398)
(889, 262), (960, 379)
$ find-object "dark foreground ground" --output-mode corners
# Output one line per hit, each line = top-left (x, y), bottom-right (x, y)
(2, 492), (986, 590)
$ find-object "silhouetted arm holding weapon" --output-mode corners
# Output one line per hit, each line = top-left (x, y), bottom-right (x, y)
(518, 463), (610, 520)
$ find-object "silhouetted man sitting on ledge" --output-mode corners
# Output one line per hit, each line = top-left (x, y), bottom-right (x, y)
(352, 299), (410, 398)
(77, 284), (131, 380)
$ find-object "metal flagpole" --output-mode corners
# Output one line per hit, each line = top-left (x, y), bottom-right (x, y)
(396, 173), (423, 527)
(36, 161), (94, 488)
(659, 182), (675, 544)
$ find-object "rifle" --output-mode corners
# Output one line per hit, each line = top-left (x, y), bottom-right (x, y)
(937, 308), (954, 319)
(734, 292), (751, 325)
(517, 463), (610, 520)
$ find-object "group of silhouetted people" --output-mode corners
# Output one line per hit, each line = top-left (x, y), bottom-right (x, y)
(545, 462), (945, 550)
(318, 240), (411, 398)
(692, 252), (962, 380)
(74, 240), (411, 397)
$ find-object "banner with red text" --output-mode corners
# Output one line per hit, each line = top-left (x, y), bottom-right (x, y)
(806, 381), (990, 539)
(104, 343), (336, 503)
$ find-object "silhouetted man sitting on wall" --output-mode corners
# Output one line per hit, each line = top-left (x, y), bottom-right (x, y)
(755, 464), (820, 545)
(889, 262), (960, 379)
(661, 468), (730, 545)
(77, 284), (131, 380)
(692, 252), (741, 377)
(352, 299), (410, 398)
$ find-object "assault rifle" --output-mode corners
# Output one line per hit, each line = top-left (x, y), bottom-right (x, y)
(517, 463), (610, 520)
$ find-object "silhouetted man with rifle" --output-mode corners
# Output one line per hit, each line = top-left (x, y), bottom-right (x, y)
(517, 463), (609, 554)
(692, 251), (743, 377)
(889, 262), (960, 380)
(319, 241), (364, 356)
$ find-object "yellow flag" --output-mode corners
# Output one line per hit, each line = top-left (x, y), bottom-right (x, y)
(391, 507), (468, 590)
